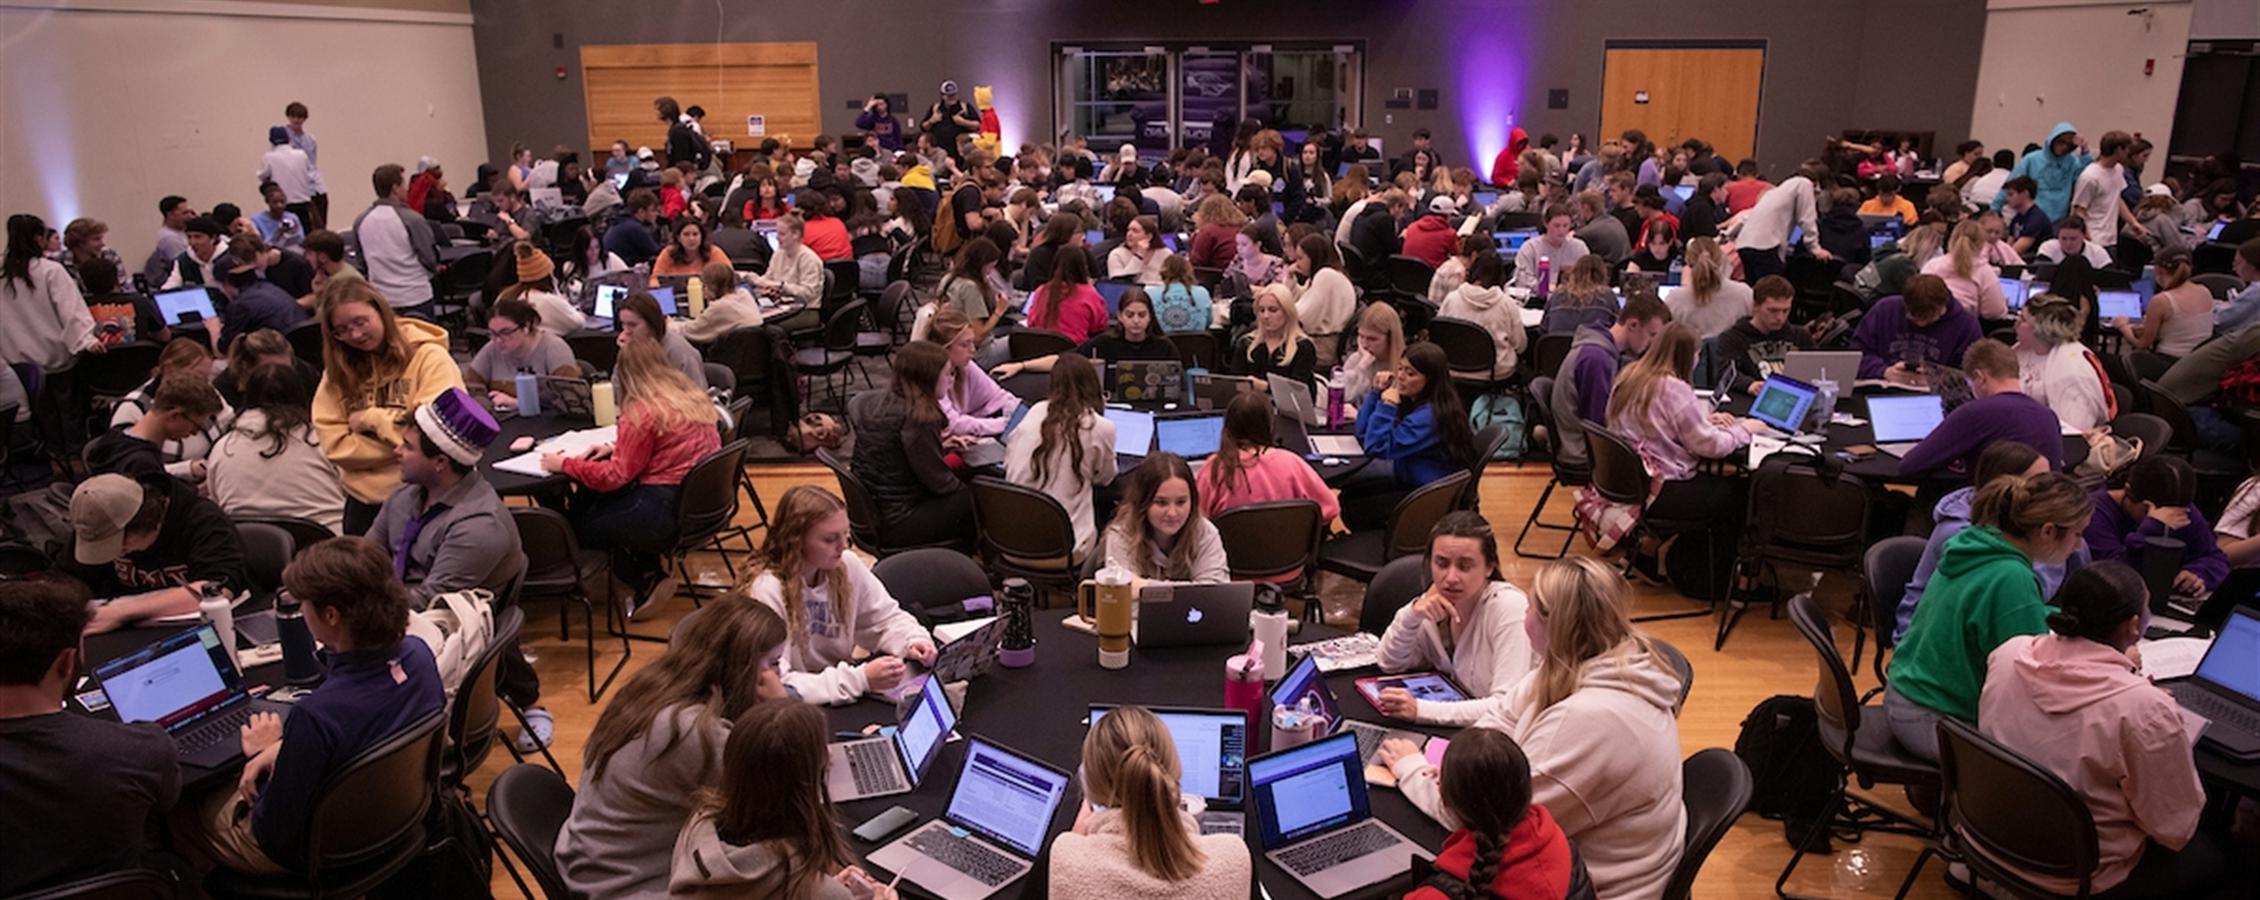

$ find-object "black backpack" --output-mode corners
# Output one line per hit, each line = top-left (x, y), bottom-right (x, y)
(1734, 694), (1843, 853)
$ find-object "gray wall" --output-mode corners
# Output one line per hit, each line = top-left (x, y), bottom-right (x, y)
(469, 0), (1984, 178)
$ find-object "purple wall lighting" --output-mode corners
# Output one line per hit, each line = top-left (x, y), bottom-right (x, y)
(1455, 27), (1530, 180)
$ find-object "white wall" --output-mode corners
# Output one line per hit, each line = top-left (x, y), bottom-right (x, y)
(0, 0), (488, 270)
(1968, 0), (2191, 178)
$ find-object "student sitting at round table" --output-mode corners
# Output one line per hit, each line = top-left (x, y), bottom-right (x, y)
(1145, 254), (1211, 335)
(66, 473), (248, 634)
(1049, 706), (1253, 898)
(1199, 390), (1340, 526)
(750, 212), (823, 309)
(541, 339), (721, 618)
(849, 343), (971, 549)
(311, 279), (463, 535)
(648, 218), (731, 286)
(611, 291), (709, 388)
(557, 601), (789, 900)
(1401, 729), (1595, 900)
(1106, 214), (1173, 285)
(1887, 470), (2091, 763)
(1102, 452), (1229, 590)
(205, 361), (347, 536)
(676, 262), (765, 345)
(1372, 511), (1535, 726)
(1538, 255), (1619, 337)
(1894, 442), (2074, 643)
(1287, 233), (1357, 368)
(927, 310), (1017, 438)
(1027, 248), (1110, 345)
(104, 337), (234, 482)
(1437, 252), (1529, 381)
(1005, 353), (1116, 562)
(1606, 322), (1758, 583)
(1978, 561), (2234, 897)
(1335, 302), (1404, 417)
(1342, 342), (1478, 531)
(2084, 455), (2229, 597)
(1660, 238), (1750, 341)
(464, 297), (579, 410)
(743, 485), (936, 705)
(1229, 283), (1318, 389)
(1922, 220), (2012, 320)
(1380, 557), (1685, 900)
(670, 702), (901, 900)
(991, 292), (1179, 380)
(85, 367), (224, 484)
(2013, 295), (2112, 432)
(1895, 338), (2065, 478)
(2114, 249), (2212, 357)
(501, 243), (586, 336)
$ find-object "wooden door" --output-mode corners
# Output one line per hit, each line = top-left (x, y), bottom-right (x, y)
(581, 42), (822, 157)
(1599, 46), (1764, 164)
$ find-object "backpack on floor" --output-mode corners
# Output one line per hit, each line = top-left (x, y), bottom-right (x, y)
(1467, 393), (1527, 460)
(1734, 694), (1842, 853)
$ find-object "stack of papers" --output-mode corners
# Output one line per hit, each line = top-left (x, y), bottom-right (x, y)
(2138, 636), (2209, 681)
(491, 425), (617, 476)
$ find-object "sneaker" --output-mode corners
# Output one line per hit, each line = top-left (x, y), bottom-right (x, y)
(515, 707), (555, 753)
(629, 576), (679, 622)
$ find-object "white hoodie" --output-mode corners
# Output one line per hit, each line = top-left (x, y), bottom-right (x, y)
(1392, 640), (1687, 900)
(1437, 282), (1531, 379)
(1375, 581), (1534, 725)
(746, 553), (933, 705)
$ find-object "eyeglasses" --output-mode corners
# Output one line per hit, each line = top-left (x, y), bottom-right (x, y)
(330, 316), (379, 340)
(490, 325), (524, 339)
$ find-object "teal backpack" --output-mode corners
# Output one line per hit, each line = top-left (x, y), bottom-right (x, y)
(1467, 393), (1527, 460)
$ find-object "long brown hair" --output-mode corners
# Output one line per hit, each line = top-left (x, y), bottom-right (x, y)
(1083, 707), (1207, 881)
(891, 341), (948, 428)
(1106, 453), (1206, 580)
(317, 279), (414, 404)
(1684, 237), (1727, 299)
(1033, 353), (1102, 486)
(1970, 471), (2092, 543)
(1606, 323), (1699, 424)
(1526, 557), (1664, 714)
(615, 337), (714, 432)
(582, 600), (787, 780)
(743, 486), (853, 657)
(1205, 389), (1274, 497)
(1431, 729), (1536, 899)
(695, 702), (851, 897)
(1033, 249), (1092, 331)
(1399, 342), (1478, 468)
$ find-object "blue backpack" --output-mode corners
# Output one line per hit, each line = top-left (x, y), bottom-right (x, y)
(1467, 393), (1527, 460)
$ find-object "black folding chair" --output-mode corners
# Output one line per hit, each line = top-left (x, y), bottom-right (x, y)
(512, 506), (635, 697)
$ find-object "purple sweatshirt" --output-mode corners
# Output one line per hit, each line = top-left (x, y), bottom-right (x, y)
(2083, 490), (2231, 590)
(1895, 391), (2064, 478)
(1850, 294), (1984, 380)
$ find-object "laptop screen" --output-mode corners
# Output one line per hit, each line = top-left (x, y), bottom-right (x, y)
(1161, 233), (1184, 253)
(1749, 375), (1819, 433)
(1496, 229), (1537, 254)
(1671, 184), (1695, 203)
(96, 624), (240, 732)
(1104, 408), (1155, 457)
(2097, 290), (2145, 321)
(1249, 732), (1369, 847)
(944, 738), (1071, 857)
(155, 288), (216, 326)
(1001, 403), (1032, 439)
(1156, 414), (1224, 458)
(895, 673), (956, 785)
(2209, 221), (2228, 241)
(1268, 654), (1337, 724)
(648, 287), (679, 316)
(1866, 394), (1946, 443)
(1084, 229), (1106, 247)
(1090, 706), (1249, 804)
(1093, 184), (1116, 204)
(2000, 277), (2031, 311)
(2197, 609), (2260, 701)
(1094, 280), (1135, 316)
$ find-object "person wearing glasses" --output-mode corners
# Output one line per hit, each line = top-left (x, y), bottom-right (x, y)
(310, 278), (464, 535)
(463, 297), (579, 409)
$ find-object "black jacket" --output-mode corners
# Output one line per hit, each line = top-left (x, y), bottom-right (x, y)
(666, 120), (710, 170)
(63, 476), (247, 595)
(1347, 204), (1401, 270)
(847, 390), (961, 525)
(1680, 197), (1723, 241)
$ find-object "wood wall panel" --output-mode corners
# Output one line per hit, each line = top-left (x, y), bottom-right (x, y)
(1600, 47), (1765, 165)
(580, 42), (821, 159)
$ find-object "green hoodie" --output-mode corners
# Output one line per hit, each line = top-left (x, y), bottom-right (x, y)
(1886, 525), (2052, 721)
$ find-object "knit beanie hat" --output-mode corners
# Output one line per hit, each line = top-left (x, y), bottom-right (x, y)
(412, 388), (499, 466)
(516, 244), (554, 284)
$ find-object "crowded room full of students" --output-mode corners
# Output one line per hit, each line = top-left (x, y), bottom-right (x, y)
(8, 17), (2260, 900)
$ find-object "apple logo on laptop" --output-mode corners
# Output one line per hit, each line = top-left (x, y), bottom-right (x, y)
(1186, 607), (1204, 624)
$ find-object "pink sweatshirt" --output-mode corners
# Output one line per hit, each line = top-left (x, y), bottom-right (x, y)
(1199, 447), (1341, 523)
(1978, 634), (2206, 894)
(939, 359), (1016, 437)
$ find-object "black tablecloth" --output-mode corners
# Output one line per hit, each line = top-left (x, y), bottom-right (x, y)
(828, 614), (1449, 900)
(481, 413), (596, 496)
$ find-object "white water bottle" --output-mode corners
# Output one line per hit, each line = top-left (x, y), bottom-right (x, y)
(1251, 588), (1289, 682)
(198, 584), (238, 670)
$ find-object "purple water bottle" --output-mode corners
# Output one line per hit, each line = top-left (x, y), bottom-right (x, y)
(1534, 257), (1552, 300)
(1325, 370), (1346, 428)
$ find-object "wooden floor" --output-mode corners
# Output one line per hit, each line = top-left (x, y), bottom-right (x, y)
(473, 461), (1955, 899)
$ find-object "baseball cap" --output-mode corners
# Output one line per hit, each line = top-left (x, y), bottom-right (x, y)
(1429, 195), (1461, 215)
(940, 80), (959, 95)
(71, 475), (145, 566)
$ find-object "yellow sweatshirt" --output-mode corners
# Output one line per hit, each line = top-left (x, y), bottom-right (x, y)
(312, 317), (464, 503)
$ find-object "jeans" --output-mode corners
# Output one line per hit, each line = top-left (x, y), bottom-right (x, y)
(2186, 405), (2242, 456)
(1882, 683), (1949, 764)
(569, 483), (680, 589)
(1739, 246), (1787, 283)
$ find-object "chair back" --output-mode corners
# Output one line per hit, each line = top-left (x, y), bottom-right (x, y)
(872, 548), (995, 626)
(1862, 535), (1926, 658)
(1583, 423), (1653, 505)
(78, 342), (162, 399)
(1653, 637), (1694, 713)
(1531, 332), (1574, 382)
(702, 362), (735, 396)
(725, 396), (754, 442)
(1787, 592), (1864, 767)
(286, 319), (326, 367)
(229, 515), (333, 557)
(2136, 380), (2198, 453)
(1385, 471), (1473, 561)
(1426, 316), (1499, 383)
(485, 764), (578, 900)
(566, 332), (619, 375)
(1743, 456), (1871, 567)
(1213, 500), (1324, 583)
(822, 260), (860, 306)
(816, 448), (887, 554)
(304, 710), (446, 877)
(1007, 328), (1077, 362)
(876, 280), (915, 334)
(2192, 272), (2244, 301)
(970, 477), (1079, 578)
(822, 299), (869, 353)
(1359, 554), (1430, 635)
(1171, 330), (1219, 371)
(0, 542), (51, 577)
(674, 441), (748, 549)
(510, 506), (589, 596)
(1493, 211), (1540, 231)
(1936, 718), (2100, 896)
(1336, 243), (1371, 283)
(1461, 423), (1511, 510)
(443, 605), (518, 786)
(1386, 255), (1436, 297)
(1665, 749), (1754, 900)
(7, 870), (176, 900)
(434, 250), (492, 295)
(232, 520), (295, 593)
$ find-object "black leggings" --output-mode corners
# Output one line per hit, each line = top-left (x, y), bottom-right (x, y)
(341, 496), (384, 537)
(881, 492), (976, 551)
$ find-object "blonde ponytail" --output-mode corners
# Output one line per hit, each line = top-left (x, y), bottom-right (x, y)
(1084, 707), (1207, 882)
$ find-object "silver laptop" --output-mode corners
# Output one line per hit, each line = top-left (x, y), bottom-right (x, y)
(868, 736), (1072, 900)
(1135, 582), (1253, 648)
(2166, 606), (2260, 760)
(1249, 731), (1430, 897)
(1781, 350), (1863, 386)
(826, 673), (955, 802)
(93, 623), (291, 769)
(1089, 705), (1251, 835)
(1269, 373), (1326, 427)
(1866, 393), (1946, 457)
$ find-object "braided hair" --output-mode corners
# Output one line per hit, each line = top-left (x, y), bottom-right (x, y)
(1422, 729), (1535, 898)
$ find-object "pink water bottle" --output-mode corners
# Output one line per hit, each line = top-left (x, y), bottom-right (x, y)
(1533, 257), (1552, 300)
(1225, 643), (1266, 747)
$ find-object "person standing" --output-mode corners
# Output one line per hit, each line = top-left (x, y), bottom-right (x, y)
(2071, 130), (2144, 260)
(256, 126), (314, 222)
(922, 81), (980, 163)
(1726, 159), (1834, 282)
(283, 102), (328, 228)
(350, 164), (439, 315)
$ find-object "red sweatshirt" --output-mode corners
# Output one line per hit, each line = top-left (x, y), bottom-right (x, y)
(1406, 805), (1588, 900)
(558, 406), (721, 492)
(1489, 127), (1531, 187)
(1402, 214), (1460, 268)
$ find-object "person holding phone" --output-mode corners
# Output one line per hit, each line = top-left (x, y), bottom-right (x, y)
(1374, 511), (1534, 725)
(742, 485), (936, 705)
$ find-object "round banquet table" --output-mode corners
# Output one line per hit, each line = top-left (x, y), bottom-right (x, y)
(480, 412), (596, 496)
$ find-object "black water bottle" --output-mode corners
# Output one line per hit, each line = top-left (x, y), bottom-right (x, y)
(998, 578), (1036, 668)
(276, 591), (325, 686)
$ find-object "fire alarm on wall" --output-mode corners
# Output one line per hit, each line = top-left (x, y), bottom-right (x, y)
(555, 65), (568, 80)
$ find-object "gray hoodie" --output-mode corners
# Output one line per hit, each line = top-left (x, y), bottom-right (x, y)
(1437, 283), (1529, 379)
(668, 810), (857, 899)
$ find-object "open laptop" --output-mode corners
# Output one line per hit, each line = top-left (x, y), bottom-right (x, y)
(958, 404), (1031, 469)
(1088, 705), (1250, 834)
(2000, 277), (2032, 311)
(1155, 412), (1224, 459)
(1671, 184), (1696, 204)
(2208, 221), (2228, 241)
(1250, 731), (1431, 897)
(1866, 393), (1946, 456)
(154, 287), (218, 327)
(2153, 567), (2260, 637)
(2098, 289), (2146, 321)
(1136, 582), (1253, 647)
(94, 623), (292, 769)
(1495, 229), (1538, 255)
(1094, 280), (1137, 317)
(1748, 374), (1821, 437)
(1271, 654), (1433, 776)
(868, 736), (1072, 900)
(1189, 371), (1261, 410)
(1110, 360), (1185, 405)
(2165, 607), (2260, 760)
(1781, 350), (1863, 386)
(1104, 407), (1156, 458)
(591, 284), (681, 328)
(828, 673), (957, 802)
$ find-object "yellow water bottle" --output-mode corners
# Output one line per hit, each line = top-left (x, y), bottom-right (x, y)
(687, 276), (705, 317)
(591, 380), (617, 425)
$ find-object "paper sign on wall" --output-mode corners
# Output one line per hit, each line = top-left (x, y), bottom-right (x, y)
(747, 115), (766, 136)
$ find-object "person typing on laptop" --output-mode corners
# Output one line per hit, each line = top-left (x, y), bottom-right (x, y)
(2084, 457), (2230, 597)
(1712, 276), (1814, 397)
(1103, 454), (1231, 590)
(176, 537), (443, 877)
(1978, 562), (2232, 897)
(1049, 706), (1251, 898)
(0, 577), (180, 896)
(670, 702), (900, 900)
(67, 473), (248, 634)
(1374, 512), (1535, 726)
(744, 486), (936, 705)
(1895, 340), (2065, 479)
